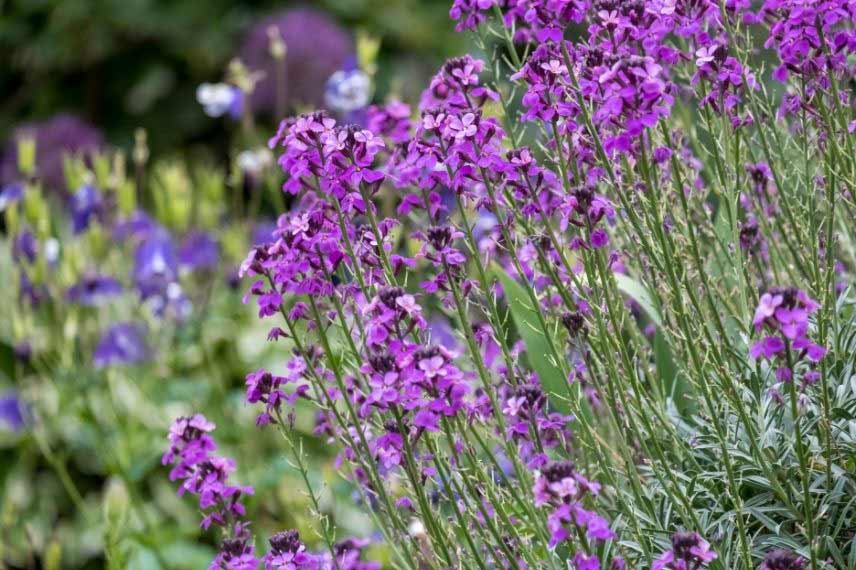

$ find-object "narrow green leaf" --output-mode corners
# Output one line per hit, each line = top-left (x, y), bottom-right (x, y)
(492, 266), (571, 415)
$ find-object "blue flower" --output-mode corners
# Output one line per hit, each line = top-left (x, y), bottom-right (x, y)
(0, 392), (25, 432)
(325, 69), (372, 114)
(178, 231), (220, 271)
(70, 184), (103, 234)
(133, 230), (178, 300)
(196, 83), (243, 119)
(67, 274), (122, 306)
(93, 323), (149, 368)
(0, 182), (23, 211)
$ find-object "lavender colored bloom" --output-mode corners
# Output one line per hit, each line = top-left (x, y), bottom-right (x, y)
(0, 393), (25, 432)
(67, 274), (122, 306)
(113, 210), (158, 242)
(179, 231), (220, 271)
(134, 230), (178, 299)
(263, 530), (319, 570)
(93, 322), (149, 368)
(759, 549), (806, 570)
(70, 184), (103, 233)
(0, 182), (23, 211)
(1, 114), (103, 192)
(240, 8), (353, 115)
(12, 229), (38, 264)
(653, 532), (718, 570)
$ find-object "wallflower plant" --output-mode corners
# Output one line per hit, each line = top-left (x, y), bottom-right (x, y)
(164, 1), (854, 568)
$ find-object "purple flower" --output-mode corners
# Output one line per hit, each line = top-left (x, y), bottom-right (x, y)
(653, 532), (718, 570)
(179, 231), (220, 271)
(325, 69), (372, 114)
(0, 393), (25, 432)
(759, 549), (806, 570)
(67, 274), (122, 306)
(1, 114), (103, 193)
(70, 184), (103, 234)
(134, 230), (179, 300)
(113, 210), (158, 242)
(239, 8), (353, 115)
(93, 322), (149, 368)
(197, 83), (244, 119)
(263, 530), (319, 570)
(0, 183), (24, 211)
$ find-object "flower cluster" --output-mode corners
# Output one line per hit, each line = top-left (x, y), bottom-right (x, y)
(751, 287), (826, 386)
(653, 532), (718, 570)
(533, 460), (614, 548)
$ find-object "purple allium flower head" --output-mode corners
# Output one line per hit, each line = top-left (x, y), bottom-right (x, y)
(179, 231), (220, 271)
(67, 274), (122, 306)
(759, 549), (806, 570)
(240, 8), (353, 115)
(0, 392), (25, 432)
(653, 532), (718, 570)
(1, 114), (103, 193)
(93, 322), (149, 368)
(70, 184), (104, 234)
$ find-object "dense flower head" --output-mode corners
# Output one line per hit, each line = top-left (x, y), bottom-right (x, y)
(450, 0), (589, 42)
(750, 287), (826, 385)
(653, 532), (718, 570)
(366, 101), (413, 145)
(419, 56), (498, 111)
(163, 414), (255, 532)
(754, 0), (855, 95)
(1, 114), (103, 192)
(240, 8), (353, 114)
(211, 532), (258, 570)
(263, 529), (319, 570)
(245, 360), (311, 426)
(325, 537), (380, 570)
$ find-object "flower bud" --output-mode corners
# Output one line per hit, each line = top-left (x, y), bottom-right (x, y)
(17, 136), (36, 177)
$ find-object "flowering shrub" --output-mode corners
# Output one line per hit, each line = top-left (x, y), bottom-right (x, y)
(4, 0), (856, 569)
(165, 1), (856, 568)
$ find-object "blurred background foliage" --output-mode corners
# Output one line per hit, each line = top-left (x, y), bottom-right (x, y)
(0, 0), (467, 157)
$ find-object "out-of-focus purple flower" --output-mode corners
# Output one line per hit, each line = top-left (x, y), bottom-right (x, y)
(653, 532), (718, 570)
(239, 8), (353, 115)
(179, 232), (220, 271)
(93, 322), (149, 368)
(366, 101), (412, 145)
(197, 83), (244, 119)
(325, 69), (372, 114)
(113, 210), (158, 242)
(1, 114), (103, 193)
(759, 549), (806, 570)
(70, 185), (104, 234)
(134, 230), (178, 299)
(12, 230), (38, 264)
(0, 392), (25, 432)
(0, 183), (24, 211)
(67, 274), (122, 306)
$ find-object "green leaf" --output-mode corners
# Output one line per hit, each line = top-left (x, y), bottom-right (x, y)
(492, 266), (571, 415)
(613, 273), (661, 327)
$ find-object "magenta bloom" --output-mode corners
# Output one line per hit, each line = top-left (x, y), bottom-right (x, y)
(653, 532), (718, 570)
